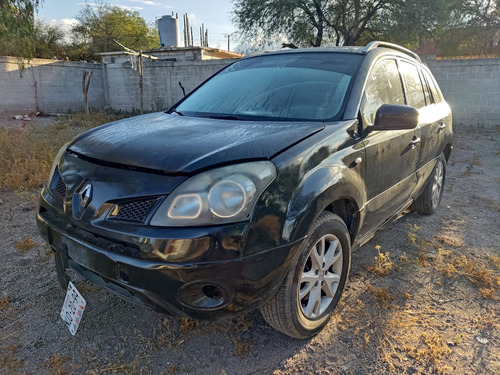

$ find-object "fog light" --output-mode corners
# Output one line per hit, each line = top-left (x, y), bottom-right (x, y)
(178, 281), (231, 309)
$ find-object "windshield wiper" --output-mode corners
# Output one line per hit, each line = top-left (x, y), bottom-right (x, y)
(169, 109), (184, 116)
(204, 114), (244, 121)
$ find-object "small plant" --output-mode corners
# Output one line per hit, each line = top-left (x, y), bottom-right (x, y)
(490, 255), (500, 269)
(0, 295), (12, 311)
(479, 288), (498, 300)
(405, 332), (452, 364)
(367, 284), (393, 307)
(42, 354), (70, 375)
(435, 235), (465, 248)
(368, 245), (394, 275)
(407, 224), (422, 246)
(75, 280), (98, 294)
(13, 237), (36, 250)
(407, 224), (432, 266)
(451, 332), (466, 345)
(461, 152), (482, 176)
(231, 336), (252, 357)
(0, 345), (24, 372)
(179, 317), (198, 334)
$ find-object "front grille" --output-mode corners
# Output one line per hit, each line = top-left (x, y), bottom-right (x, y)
(110, 198), (158, 223)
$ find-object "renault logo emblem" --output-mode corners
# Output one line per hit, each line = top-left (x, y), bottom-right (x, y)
(79, 182), (93, 208)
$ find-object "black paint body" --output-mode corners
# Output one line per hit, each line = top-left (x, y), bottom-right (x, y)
(37, 46), (453, 319)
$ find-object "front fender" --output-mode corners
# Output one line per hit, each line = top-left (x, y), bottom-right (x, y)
(283, 163), (366, 242)
(243, 121), (365, 255)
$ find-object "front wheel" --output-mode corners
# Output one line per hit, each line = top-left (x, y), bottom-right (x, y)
(413, 155), (446, 215)
(260, 212), (351, 339)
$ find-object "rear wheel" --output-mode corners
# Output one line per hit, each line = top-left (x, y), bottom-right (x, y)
(260, 212), (351, 339)
(413, 154), (446, 214)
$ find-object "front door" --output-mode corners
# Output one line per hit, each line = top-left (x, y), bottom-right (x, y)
(357, 58), (421, 239)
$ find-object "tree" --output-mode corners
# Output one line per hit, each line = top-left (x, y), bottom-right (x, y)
(377, 0), (500, 57)
(71, 3), (159, 60)
(375, 0), (465, 48)
(33, 20), (66, 59)
(0, 0), (40, 61)
(232, 0), (393, 47)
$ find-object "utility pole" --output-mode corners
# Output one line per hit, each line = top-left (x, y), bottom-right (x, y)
(224, 32), (237, 52)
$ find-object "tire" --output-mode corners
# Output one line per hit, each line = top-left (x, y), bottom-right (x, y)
(260, 211), (351, 339)
(413, 154), (446, 215)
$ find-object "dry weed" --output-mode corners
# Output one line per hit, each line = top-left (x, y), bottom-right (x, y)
(405, 332), (452, 364)
(13, 236), (37, 250)
(368, 245), (394, 275)
(0, 345), (24, 372)
(231, 336), (252, 357)
(164, 363), (179, 375)
(0, 295), (12, 311)
(87, 357), (141, 375)
(434, 235), (465, 248)
(452, 255), (496, 288)
(367, 284), (394, 307)
(460, 152), (481, 176)
(42, 354), (70, 375)
(490, 255), (500, 269)
(0, 111), (128, 191)
(479, 288), (499, 300)
(179, 317), (198, 334)
(75, 280), (99, 294)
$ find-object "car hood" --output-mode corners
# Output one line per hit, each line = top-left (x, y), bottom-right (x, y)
(68, 112), (324, 174)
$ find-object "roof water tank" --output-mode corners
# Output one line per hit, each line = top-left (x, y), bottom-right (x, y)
(158, 15), (180, 48)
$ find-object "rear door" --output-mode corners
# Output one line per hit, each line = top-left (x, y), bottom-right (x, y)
(358, 58), (421, 239)
(413, 66), (452, 191)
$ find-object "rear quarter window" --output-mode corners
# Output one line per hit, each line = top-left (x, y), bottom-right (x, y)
(422, 69), (444, 103)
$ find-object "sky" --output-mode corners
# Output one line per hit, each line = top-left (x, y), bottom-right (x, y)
(36, 0), (237, 50)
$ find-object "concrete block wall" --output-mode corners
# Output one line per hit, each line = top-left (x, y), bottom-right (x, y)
(2, 55), (499, 127)
(426, 58), (500, 126)
(0, 57), (37, 112)
(0, 56), (106, 114)
(104, 58), (233, 112)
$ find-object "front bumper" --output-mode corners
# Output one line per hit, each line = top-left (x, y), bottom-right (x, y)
(37, 202), (303, 320)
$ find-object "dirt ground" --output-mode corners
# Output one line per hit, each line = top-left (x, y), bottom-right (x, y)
(0, 110), (57, 129)
(0, 124), (498, 375)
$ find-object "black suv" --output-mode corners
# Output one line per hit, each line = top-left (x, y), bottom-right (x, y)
(37, 41), (453, 338)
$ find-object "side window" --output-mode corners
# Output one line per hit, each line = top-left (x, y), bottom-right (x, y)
(363, 59), (405, 125)
(420, 69), (432, 105)
(422, 69), (443, 103)
(399, 61), (426, 109)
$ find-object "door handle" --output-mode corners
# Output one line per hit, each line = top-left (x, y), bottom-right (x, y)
(438, 123), (446, 132)
(410, 137), (420, 148)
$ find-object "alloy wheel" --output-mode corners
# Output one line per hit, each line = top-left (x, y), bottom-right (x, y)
(299, 234), (343, 319)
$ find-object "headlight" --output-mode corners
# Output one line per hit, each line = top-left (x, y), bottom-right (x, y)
(150, 161), (276, 226)
(47, 142), (70, 185)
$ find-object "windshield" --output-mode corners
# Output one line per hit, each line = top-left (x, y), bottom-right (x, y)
(174, 52), (363, 121)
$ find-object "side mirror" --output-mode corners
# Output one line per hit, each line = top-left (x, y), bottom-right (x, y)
(373, 104), (419, 131)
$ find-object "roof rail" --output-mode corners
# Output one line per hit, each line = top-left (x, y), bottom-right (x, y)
(362, 41), (421, 63)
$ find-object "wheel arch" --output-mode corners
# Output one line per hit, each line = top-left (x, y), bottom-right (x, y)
(443, 143), (452, 162)
(283, 166), (365, 245)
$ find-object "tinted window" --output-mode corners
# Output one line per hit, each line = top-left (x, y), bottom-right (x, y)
(176, 53), (363, 121)
(420, 70), (432, 105)
(422, 69), (443, 103)
(363, 59), (405, 125)
(399, 61), (426, 109)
